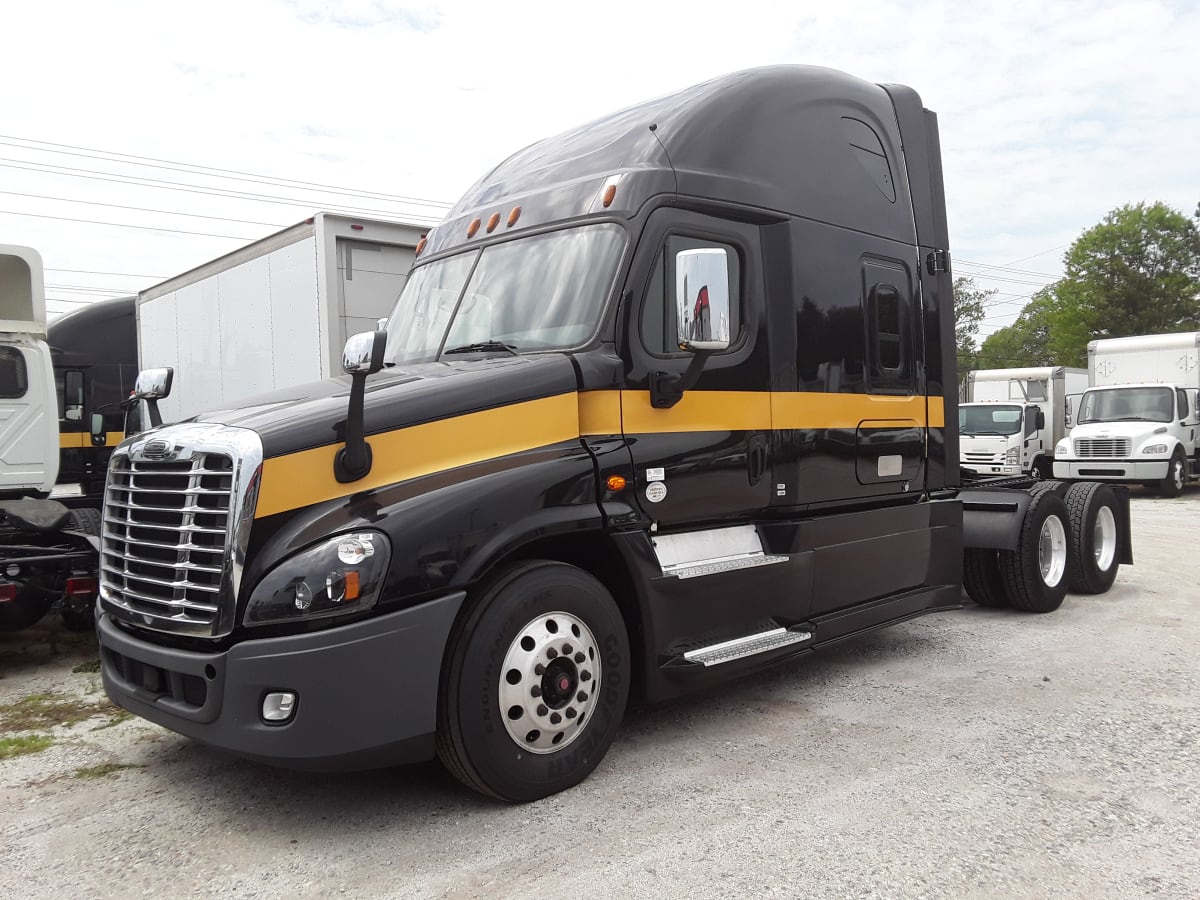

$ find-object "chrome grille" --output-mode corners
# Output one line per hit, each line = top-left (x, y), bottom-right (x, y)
(962, 451), (1003, 464)
(1074, 438), (1131, 458)
(99, 424), (263, 638)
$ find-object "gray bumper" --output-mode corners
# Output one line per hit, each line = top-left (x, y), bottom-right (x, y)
(1053, 460), (1168, 482)
(98, 592), (465, 771)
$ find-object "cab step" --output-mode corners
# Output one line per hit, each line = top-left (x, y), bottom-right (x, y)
(682, 627), (812, 667)
(652, 524), (787, 580)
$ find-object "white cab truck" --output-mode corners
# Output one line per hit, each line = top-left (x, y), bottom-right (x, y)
(959, 366), (1087, 479)
(1, 245), (102, 631)
(1053, 332), (1200, 496)
(137, 213), (426, 423)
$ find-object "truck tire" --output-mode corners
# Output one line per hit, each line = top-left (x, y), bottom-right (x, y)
(1065, 482), (1121, 594)
(963, 549), (1008, 608)
(1159, 450), (1186, 498)
(436, 560), (630, 802)
(998, 490), (1071, 613)
(68, 506), (102, 535)
(0, 584), (54, 631)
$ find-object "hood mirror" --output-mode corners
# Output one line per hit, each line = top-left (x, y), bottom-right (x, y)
(335, 330), (387, 482)
(133, 367), (173, 428)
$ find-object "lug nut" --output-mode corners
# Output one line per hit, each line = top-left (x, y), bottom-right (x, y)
(531, 686), (542, 698)
(576, 691), (588, 702)
(546, 647), (558, 659)
(550, 713), (562, 725)
(565, 708), (577, 719)
(574, 652), (585, 664)
(534, 664), (545, 676)
(536, 704), (548, 717)
(580, 670), (592, 682)
(562, 643), (573, 655)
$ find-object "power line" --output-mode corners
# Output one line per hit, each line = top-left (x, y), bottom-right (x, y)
(0, 159), (444, 224)
(0, 208), (256, 240)
(957, 258), (1061, 279)
(957, 269), (1056, 287)
(46, 283), (137, 294)
(0, 189), (285, 228)
(46, 267), (166, 278)
(1003, 244), (1069, 266)
(0, 134), (454, 210)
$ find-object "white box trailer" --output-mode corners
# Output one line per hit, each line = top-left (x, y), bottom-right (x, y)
(959, 366), (1087, 479)
(138, 213), (426, 423)
(1053, 332), (1200, 496)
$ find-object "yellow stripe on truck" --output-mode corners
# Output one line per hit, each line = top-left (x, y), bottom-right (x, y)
(59, 431), (125, 448)
(255, 391), (946, 518)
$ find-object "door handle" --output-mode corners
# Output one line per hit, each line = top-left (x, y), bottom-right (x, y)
(747, 434), (768, 486)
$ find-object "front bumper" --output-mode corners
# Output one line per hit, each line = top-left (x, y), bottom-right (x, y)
(962, 463), (1023, 477)
(1053, 459), (1169, 482)
(98, 592), (465, 771)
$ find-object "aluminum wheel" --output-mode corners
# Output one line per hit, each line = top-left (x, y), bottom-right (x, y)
(498, 611), (601, 754)
(1038, 514), (1067, 587)
(1092, 505), (1117, 572)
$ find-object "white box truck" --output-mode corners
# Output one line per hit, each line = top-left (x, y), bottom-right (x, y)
(959, 366), (1087, 479)
(137, 213), (426, 423)
(1052, 332), (1200, 496)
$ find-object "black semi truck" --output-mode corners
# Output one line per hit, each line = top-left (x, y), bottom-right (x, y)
(96, 66), (1131, 802)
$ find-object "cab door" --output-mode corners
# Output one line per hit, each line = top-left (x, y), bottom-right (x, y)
(619, 210), (772, 527)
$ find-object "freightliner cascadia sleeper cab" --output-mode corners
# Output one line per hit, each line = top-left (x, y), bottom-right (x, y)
(96, 66), (1131, 801)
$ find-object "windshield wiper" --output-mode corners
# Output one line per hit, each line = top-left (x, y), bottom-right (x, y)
(443, 340), (519, 357)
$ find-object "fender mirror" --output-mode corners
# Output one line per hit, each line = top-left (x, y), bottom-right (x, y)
(335, 330), (387, 482)
(134, 367), (173, 428)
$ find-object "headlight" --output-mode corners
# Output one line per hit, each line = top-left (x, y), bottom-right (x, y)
(1141, 443), (1169, 455)
(243, 531), (391, 626)
(1055, 439), (1071, 456)
(1005, 447), (1020, 464)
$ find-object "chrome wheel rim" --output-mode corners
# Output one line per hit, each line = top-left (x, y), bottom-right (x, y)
(1093, 506), (1117, 571)
(1038, 514), (1067, 587)
(498, 611), (601, 754)
(1173, 460), (1185, 490)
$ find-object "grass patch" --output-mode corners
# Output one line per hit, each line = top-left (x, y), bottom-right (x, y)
(72, 659), (102, 674)
(0, 733), (53, 759)
(0, 691), (115, 733)
(72, 762), (137, 779)
(90, 709), (133, 731)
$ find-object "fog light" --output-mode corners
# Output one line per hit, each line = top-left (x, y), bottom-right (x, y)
(262, 691), (297, 723)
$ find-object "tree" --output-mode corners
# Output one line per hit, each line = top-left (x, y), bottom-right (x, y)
(972, 201), (1200, 370)
(952, 275), (993, 371)
(1058, 201), (1200, 344)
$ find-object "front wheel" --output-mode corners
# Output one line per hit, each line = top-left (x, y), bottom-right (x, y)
(1159, 450), (1186, 498)
(437, 561), (630, 802)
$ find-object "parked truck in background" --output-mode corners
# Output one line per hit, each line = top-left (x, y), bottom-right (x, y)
(1053, 332), (1200, 496)
(136, 212), (425, 424)
(0, 245), (102, 631)
(48, 294), (138, 505)
(96, 66), (1132, 802)
(959, 366), (1086, 479)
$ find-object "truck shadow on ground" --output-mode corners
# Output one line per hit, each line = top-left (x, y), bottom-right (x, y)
(133, 621), (945, 831)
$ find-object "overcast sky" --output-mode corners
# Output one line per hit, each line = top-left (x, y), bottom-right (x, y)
(2, 0), (1197, 343)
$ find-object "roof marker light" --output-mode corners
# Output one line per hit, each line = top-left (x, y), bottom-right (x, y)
(507, 206), (521, 227)
(467, 218), (481, 237)
(351, 224), (364, 231)
(486, 213), (500, 233)
(602, 184), (617, 207)
(415, 236), (427, 256)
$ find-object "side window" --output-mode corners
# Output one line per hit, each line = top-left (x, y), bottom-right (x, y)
(64, 370), (84, 422)
(641, 235), (741, 356)
(1177, 388), (1189, 421)
(865, 283), (913, 393)
(0, 348), (28, 399)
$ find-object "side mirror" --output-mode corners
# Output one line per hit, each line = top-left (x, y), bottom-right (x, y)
(134, 367), (174, 400)
(1035, 408), (1046, 430)
(376, 317), (388, 331)
(675, 248), (732, 353)
(134, 367), (173, 429)
(342, 331), (387, 376)
(335, 331), (387, 483)
(89, 412), (106, 446)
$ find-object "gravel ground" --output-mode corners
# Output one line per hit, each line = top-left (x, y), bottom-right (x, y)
(1, 488), (1197, 899)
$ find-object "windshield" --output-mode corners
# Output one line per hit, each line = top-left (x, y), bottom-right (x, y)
(959, 404), (1023, 436)
(383, 223), (626, 365)
(1078, 387), (1174, 424)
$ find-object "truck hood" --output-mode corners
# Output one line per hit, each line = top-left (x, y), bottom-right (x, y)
(191, 354), (582, 459)
(1068, 421), (1169, 443)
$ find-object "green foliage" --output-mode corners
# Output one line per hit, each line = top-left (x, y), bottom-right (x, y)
(953, 275), (993, 369)
(0, 734), (53, 759)
(974, 202), (1200, 369)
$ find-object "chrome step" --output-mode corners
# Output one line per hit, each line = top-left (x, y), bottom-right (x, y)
(683, 627), (812, 667)
(667, 553), (788, 580)
(653, 524), (788, 579)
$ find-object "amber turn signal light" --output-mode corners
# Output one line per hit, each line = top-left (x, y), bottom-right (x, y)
(606, 475), (627, 492)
